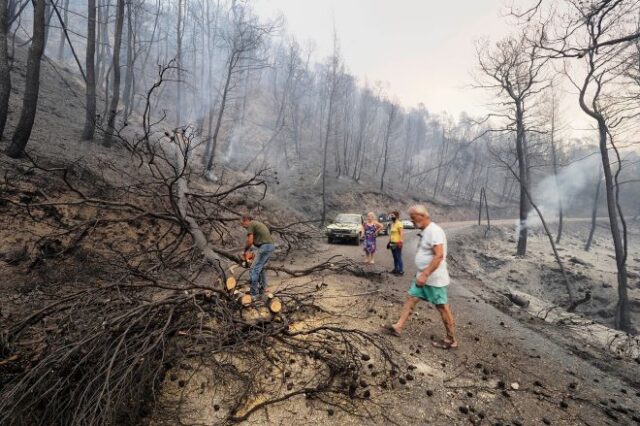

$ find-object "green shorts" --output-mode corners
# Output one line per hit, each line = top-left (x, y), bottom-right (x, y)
(408, 279), (448, 305)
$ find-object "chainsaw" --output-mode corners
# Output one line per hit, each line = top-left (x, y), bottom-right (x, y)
(242, 250), (255, 268)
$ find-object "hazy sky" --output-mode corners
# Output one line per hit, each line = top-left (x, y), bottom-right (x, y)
(254, 0), (512, 118)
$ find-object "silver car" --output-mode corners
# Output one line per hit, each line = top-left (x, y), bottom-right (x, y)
(326, 214), (363, 244)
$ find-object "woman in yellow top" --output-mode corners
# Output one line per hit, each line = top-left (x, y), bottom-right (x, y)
(388, 210), (404, 275)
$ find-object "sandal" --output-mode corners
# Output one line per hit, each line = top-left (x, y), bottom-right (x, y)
(384, 324), (401, 337)
(431, 339), (459, 350)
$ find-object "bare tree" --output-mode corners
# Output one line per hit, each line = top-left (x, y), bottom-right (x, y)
(176, 0), (184, 126)
(548, 88), (564, 243)
(532, 0), (640, 331)
(6, 0), (46, 158)
(477, 33), (549, 256)
(320, 30), (342, 226)
(585, 166), (603, 252)
(81, 0), (97, 140)
(379, 100), (398, 191)
(103, 0), (125, 147)
(204, 3), (273, 175)
(56, 0), (69, 60)
(0, 0), (10, 139)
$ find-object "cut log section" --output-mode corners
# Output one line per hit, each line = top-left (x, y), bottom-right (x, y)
(267, 297), (282, 314)
(234, 292), (252, 307)
(241, 306), (272, 325)
(225, 277), (237, 292)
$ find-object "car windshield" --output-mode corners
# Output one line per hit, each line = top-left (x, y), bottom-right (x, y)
(335, 214), (361, 224)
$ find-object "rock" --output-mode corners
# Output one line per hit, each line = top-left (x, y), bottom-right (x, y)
(327, 409), (334, 416)
(426, 390), (434, 397)
(603, 408), (618, 421)
(510, 382), (520, 390)
(569, 256), (592, 267)
(507, 293), (530, 308)
(602, 283), (612, 289)
(459, 406), (469, 415)
(542, 417), (551, 425)
(560, 400), (569, 409)
(1, 245), (28, 265)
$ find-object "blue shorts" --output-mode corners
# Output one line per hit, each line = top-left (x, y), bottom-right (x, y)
(408, 279), (448, 305)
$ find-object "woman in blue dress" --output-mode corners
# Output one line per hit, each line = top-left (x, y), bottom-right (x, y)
(362, 212), (384, 264)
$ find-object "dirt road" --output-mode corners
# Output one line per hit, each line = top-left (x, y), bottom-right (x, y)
(316, 221), (640, 425)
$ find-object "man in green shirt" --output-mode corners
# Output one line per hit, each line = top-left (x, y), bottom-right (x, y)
(241, 216), (276, 298)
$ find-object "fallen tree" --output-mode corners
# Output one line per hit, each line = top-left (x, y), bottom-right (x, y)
(0, 64), (399, 425)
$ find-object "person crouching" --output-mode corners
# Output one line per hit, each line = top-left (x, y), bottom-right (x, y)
(240, 216), (275, 299)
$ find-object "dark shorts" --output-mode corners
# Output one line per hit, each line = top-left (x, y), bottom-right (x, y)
(408, 279), (448, 305)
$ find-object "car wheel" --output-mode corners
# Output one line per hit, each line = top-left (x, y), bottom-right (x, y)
(328, 236), (334, 244)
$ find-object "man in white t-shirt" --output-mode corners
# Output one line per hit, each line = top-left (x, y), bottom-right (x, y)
(386, 204), (458, 349)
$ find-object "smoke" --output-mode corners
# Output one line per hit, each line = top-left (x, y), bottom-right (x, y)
(519, 154), (601, 231)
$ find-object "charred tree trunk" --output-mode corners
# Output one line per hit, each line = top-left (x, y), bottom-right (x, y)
(122, 3), (134, 121)
(176, 0), (183, 126)
(320, 48), (339, 226)
(597, 123), (629, 331)
(379, 103), (396, 191)
(577, 46), (630, 331)
(585, 167), (602, 252)
(320, 86), (336, 226)
(6, 0), (46, 158)
(103, 0), (125, 147)
(0, 0), (10, 139)
(81, 0), (97, 140)
(433, 126), (446, 198)
(515, 105), (529, 256)
(549, 100), (563, 244)
(205, 56), (234, 173)
(56, 0), (69, 60)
